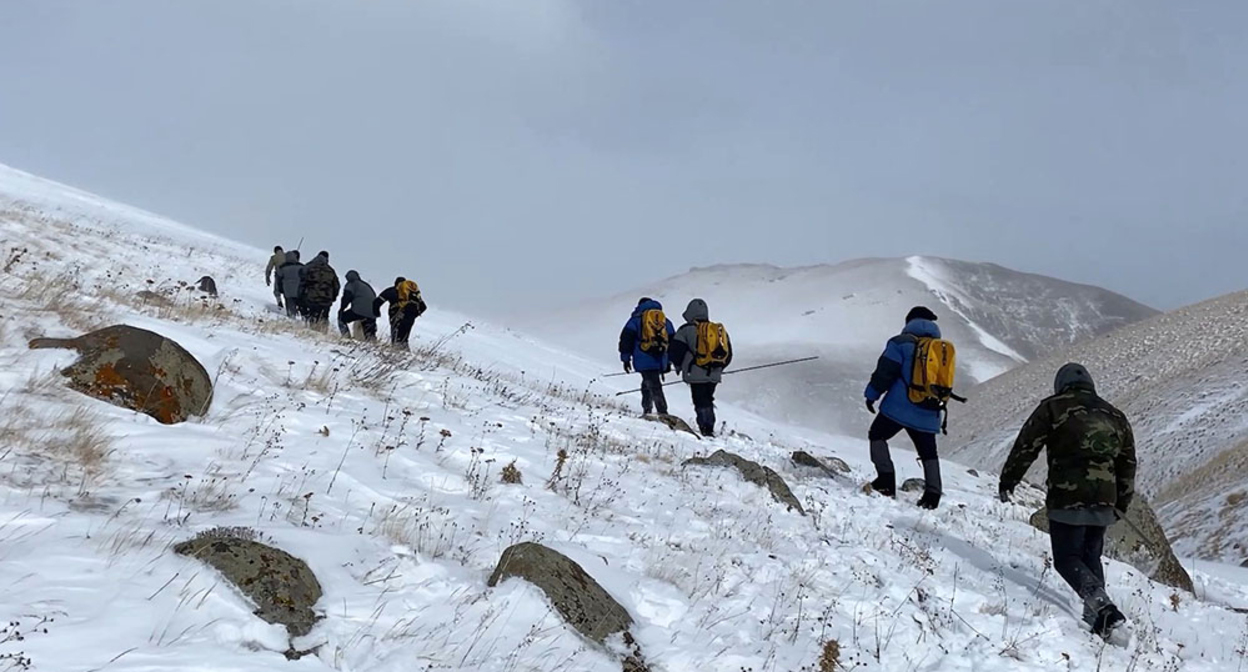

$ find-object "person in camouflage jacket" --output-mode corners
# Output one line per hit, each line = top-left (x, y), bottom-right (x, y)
(299, 251), (341, 327)
(998, 363), (1136, 639)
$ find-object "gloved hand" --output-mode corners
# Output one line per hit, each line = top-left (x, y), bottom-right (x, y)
(266, 278), (271, 287)
(623, 361), (632, 374)
(998, 486), (1012, 503)
(865, 399), (876, 414)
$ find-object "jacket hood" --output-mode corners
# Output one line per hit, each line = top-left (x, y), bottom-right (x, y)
(284, 251), (300, 263)
(307, 254), (328, 267)
(346, 270), (360, 282)
(1054, 362), (1096, 395)
(683, 298), (709, 323)
(631, 299), (664, 318)
(901, 318), (940, 339)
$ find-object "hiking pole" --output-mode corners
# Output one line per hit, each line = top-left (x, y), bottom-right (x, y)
(294, 236), (304, 252)
(613, 356), (820, 396)
(601, 371), (632, 378)
(722, 356), (820, 377)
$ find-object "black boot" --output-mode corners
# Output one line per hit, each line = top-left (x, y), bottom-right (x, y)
(870, 472), (896, 498)
(917, 459), (942, 509)
(1092, 604), (1126, 639)
(696, 407), (715, 437)
(917, 490), (941, 510)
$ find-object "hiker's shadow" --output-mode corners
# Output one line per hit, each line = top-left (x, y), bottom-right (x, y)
(917, 524), (1075, 616)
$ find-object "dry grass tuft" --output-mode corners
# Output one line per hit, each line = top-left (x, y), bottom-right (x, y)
(818, 639), (841, 672)
(500, 460), (523, 485)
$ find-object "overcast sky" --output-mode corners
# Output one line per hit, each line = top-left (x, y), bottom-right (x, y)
(1, 1), (1244, 312)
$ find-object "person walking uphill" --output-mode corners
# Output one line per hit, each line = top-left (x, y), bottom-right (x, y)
(374, 277), (427, 347)
(863, 306), (948, 510)
(618, 298), (676, 416)
(338, 270), (378, 341)
(668, 298), (732, 437)
(998, 363), (1136, 641)
(265, 245), (285, 308)
(276, 250), (304, 318)
(300, 251), (341, 327)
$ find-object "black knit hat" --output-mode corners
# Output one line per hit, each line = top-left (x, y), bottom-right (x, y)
(1054, 363), (1096, 395)
(905, 306), (938, 323)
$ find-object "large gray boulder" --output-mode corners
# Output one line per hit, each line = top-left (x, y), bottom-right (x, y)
(29, 325), (212, 424)
(684, 450), (805, 515)
(174, 528), (323, 641)
(1029, 497), (1194, 594)
(790, 451), (851, 476)
(488, 543), (647, 669)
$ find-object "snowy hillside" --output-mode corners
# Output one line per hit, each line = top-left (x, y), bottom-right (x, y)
(522, 258), (1156, 436)
(0, 162), (1245, 672)
(948, 290), (1248, 565)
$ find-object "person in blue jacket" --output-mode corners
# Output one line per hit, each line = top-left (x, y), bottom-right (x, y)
(864, 306), (944, 510)
(618, 298), (676, 416)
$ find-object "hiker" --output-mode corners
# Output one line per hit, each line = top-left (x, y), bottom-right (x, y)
(299, 251), (341, 328)
(668, 298), (732, 437)
(618, 298), (676, 416)
(374, 277), (426, 347)
(998, 363), (1136, 640)
(338, 270), (378, 341)
(863, 306), (946, 509)
(265, 245), (285, 307)
(276, 250), (304, 318)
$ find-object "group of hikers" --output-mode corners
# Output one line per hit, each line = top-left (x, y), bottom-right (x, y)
(619, 300), (1135, 641)
(618, 297), (732, 438)
(263, 245), (428, 346)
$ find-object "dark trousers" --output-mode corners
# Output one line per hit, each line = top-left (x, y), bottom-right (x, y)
(391, 308), (418, 346)
(690, 382), (717, 436)
(305, 302), (332, 326)
(284, 297), (303, 318)
(867, 414), (938, 461)
(639, 371), (668, 415)
(338, 309), (378, 341)
(1050, 521), (1108, 603)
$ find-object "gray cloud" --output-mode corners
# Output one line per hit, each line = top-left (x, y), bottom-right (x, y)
(1, 0), (1244, 312)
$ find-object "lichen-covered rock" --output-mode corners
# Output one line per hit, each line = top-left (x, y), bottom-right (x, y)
(174, 529), (323, 638)
(684, 450), (805, 514)
(488, 542), (633, 645)
(900, 478), (927, 493)
(790, 451), (851, 475)
(29, 325), (212, 423)
(1029, 497), (1194, 594)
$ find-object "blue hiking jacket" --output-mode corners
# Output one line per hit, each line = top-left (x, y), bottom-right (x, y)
(618, 300), (676, 372)
(864, 318), (943, 434)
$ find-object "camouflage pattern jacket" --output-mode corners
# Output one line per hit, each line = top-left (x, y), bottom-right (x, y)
(1000, 384), (1137, 514)
(300, 256), (341, 306)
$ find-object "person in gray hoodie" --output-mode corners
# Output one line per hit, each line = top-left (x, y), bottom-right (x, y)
(337, 270), (378, 341)
(276, 250), (304, 318)
(667, 298), (731, 437)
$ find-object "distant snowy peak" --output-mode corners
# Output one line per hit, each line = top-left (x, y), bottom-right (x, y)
(903, 255), (1158, 362)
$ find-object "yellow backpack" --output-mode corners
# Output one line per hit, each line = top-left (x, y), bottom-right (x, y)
(397, 280), (426, 316)
(907, 337), (963, 406)
(694, 322), (732, 369)
(638, 309), (669, 355)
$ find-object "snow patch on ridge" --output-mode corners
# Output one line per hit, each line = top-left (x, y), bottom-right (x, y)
(905, 255), (1028, 373)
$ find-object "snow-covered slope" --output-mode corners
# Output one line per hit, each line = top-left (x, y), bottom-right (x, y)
(523, 258), (1156, 436)
(948, 291), (1248, 564)
(0, 163), (1244, 671)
